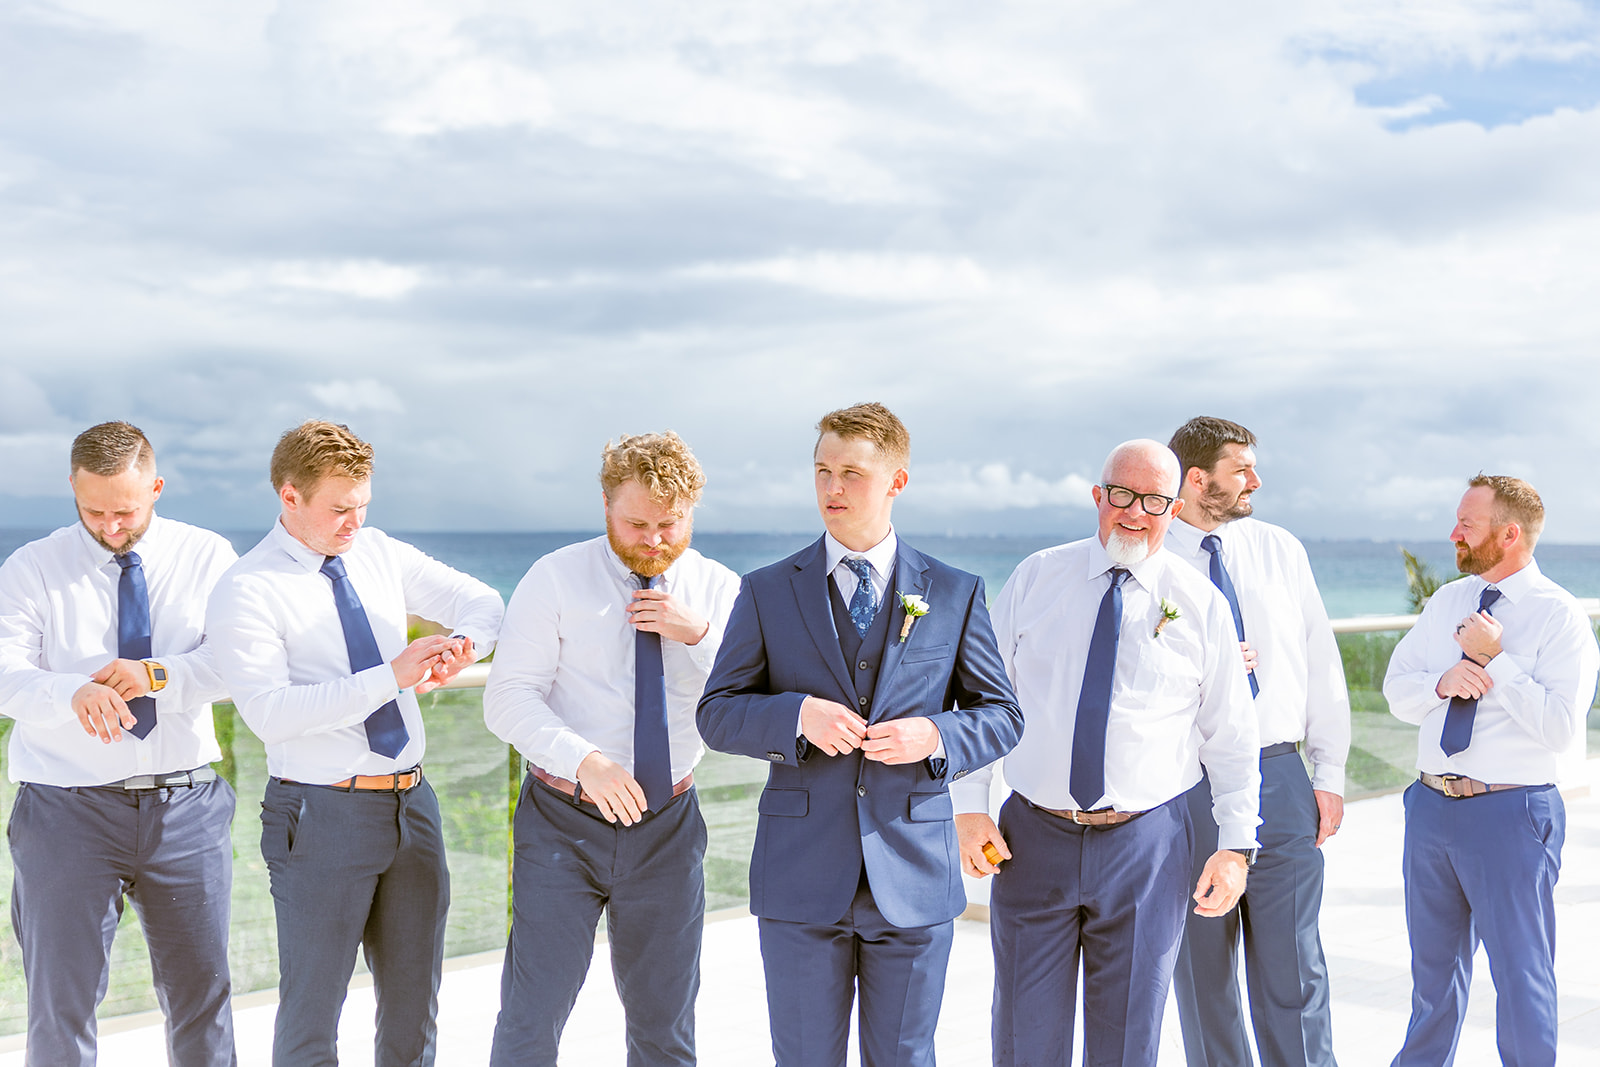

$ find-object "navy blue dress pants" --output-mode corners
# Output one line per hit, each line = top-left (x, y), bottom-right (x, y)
(8, 776), (236, 1067)
(259, 775), (450, 1067)
(490, 774), (707, 1067)
(1173, 752), (1336, 1067)
(758, 869), (954, 1067)
(1391, 781), (1563, 1067)
(990, 792), (1193, 1067)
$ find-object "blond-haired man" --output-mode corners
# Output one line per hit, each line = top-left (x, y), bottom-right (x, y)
(0, 422), (238, 1067)
(1383, 475), (1598, 1067)
(484, 431), (740, 1066)
(206, 420), (503, 1067)
(699, 403), (1022, 1067)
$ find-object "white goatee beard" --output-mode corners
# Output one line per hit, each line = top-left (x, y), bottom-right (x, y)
(1105, 530), (1151, 567)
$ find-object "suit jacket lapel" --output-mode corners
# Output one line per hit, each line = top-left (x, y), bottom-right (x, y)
(790, 537), (856, 701)
(870, 543), (931, 719)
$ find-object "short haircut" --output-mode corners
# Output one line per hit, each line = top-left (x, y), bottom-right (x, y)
(1168, 416), (1257, 479)
(816, 402), (910, 467)
(71, 421), (156, 478)
(1468, 473), (1546, 545)
(270, 420), (374, 493)
(599, 431), (706, 509)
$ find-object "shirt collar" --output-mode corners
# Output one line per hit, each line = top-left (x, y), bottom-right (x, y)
(75, 514), (168, 571)
(1480, 558), (1542, 606)
(824, 527), (898, 581)
(1164, 514), (1217, 559)
(270, 518), (336, 574)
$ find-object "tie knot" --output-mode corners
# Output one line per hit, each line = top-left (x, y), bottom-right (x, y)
(843, 557), (873, 581)
(633, 572), (654, 591)
(1480, 586), (1502, 612)
(320, 555), (348, 581)
(1109, 567), (1129, 588)
(115, 551), (143, 570)
(1200, 534), (1222, 556)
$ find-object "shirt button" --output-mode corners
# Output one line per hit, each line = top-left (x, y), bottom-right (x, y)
(858, 660), (869, 671)
(858, 785), (868, 797)
(858, 696), (869, 707)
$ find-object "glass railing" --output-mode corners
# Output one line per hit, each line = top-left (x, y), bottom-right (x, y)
(2, 623), (1598, 1034)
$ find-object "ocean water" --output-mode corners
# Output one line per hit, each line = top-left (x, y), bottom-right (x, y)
(6, 526), (1600, 618)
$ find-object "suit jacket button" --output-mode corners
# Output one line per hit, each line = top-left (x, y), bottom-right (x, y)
(768, 751), (785, 762)
(952, 770), (966, 780)
(858, 660), (869, 670)
(857, 785), (868, 797)
(858, 696), (868, 707)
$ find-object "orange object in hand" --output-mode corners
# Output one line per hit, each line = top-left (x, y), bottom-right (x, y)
(982, 842), (1004, 867)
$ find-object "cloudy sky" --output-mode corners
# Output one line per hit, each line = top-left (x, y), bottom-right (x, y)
(4, 0), (1599, 541)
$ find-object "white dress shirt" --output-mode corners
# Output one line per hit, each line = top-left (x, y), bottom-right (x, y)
(1384, 560), (1598, 786)
(0, 517), (237, 787)
(955, 538), (1262, 850)
(483, 536), (742, 782)
(824, 529), (897, 612)
(1165, 516), (1352, 795)
(206, 521), (503, 784)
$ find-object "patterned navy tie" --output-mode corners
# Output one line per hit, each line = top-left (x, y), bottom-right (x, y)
(843, 557), (877, 637)
(320, 555), (409, 758)
(1201, 534), (1259, 699)
(1069, 567), (1128, 810)
(116, 552), (157, 739)
(632, 573), (673, 811)
(1439, 586), (1503, 756)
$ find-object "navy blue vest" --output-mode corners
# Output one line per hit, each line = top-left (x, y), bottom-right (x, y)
(830, 574), (895, 719)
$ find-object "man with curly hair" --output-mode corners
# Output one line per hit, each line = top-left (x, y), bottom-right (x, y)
(484, 431), (742, 1066)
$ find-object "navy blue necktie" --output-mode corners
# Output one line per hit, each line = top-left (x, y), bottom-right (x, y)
(632, 573), (673, 811)
(116, 552), (157, 740)
(843, 557), (877, 637)
(1201, 534), (1259, 699)
(1439, 586), (1503, 756)
(320, 556), (409, 758)
(1070, 567), (1128, 810)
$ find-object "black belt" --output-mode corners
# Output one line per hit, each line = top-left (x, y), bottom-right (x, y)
(1261, 741), (1299, 759)
(107, 766), (218, 791)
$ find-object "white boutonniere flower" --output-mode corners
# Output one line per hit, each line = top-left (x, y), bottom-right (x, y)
(1154, 598), (1180, 638)
(897, 592), (930, 643)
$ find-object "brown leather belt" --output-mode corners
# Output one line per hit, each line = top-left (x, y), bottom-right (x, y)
(284, 767), (423, 792)
(532, 766), (693, 806)
(1419, 772), (1530, 799)
(1025, 796), (1144, 826)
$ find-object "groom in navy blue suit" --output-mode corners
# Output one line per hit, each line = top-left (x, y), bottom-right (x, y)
(698, 402), (1023, 1067)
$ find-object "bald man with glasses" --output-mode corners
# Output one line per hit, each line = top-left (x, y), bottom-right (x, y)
(956, 439), (1259, 1067)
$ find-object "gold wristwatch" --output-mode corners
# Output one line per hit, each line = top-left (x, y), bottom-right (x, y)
(143, 660), (169, 693)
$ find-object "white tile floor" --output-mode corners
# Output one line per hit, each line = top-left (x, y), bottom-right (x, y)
(6, 776), (1599, 1065)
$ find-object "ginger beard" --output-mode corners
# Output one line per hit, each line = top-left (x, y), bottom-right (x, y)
(607, 508), (693, 579)
(1455, 528), (1506, 576)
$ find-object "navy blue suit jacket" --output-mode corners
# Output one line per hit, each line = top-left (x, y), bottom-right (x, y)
(697, 537), (1023, 929)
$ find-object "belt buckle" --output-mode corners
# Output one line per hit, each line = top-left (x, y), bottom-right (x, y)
(1440, 774), (1468, 799)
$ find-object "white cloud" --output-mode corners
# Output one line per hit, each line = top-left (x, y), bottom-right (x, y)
(307, 380), (407, 414)
(682, 253), (992, 302)
(914, 462), (1097, 512)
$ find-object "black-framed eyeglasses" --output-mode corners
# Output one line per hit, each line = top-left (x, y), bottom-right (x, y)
(1100, 484), (1175, 516)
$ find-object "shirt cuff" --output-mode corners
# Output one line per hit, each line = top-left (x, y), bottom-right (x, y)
(951, 779), (991, 816)
(1216, 824), (1261, 851)
(1310, 764), (1345, 795)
